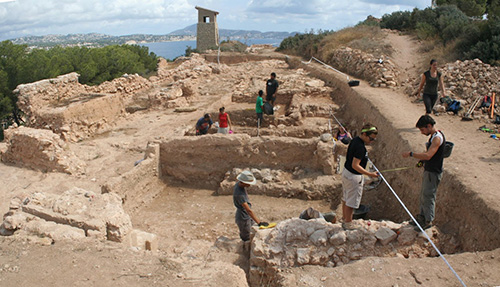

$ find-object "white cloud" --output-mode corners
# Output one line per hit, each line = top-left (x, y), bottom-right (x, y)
(0, 0), (194, 40)
(0, 0), (430, 40)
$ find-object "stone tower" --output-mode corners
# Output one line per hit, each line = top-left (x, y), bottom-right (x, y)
(195, 6), (220, 52)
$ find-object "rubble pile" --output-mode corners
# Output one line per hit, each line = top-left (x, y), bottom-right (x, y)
(0, 126), (85, 174)
(0, 188), (157, 250)
(403, 58), (500, 117)
(154, 53), (230, 82)
(326, 47), (399, 87)
(249, 218), (454, 286)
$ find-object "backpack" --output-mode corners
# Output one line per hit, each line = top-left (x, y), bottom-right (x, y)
(446, 100), (461, 114)
(263, 102), (274, 115)
(494, 114), (500, 125)
(426, 131), (453, 158)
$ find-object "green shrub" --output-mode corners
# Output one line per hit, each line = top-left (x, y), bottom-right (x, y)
(380, 11), (412, 30)
(416, 22), (439, 40)
(0, 41), (158, 133)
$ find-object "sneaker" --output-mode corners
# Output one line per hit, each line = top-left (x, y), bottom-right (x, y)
(342, 221), (358, 230)
(409, 214), (424, 226)
(414, 221), (432, 232)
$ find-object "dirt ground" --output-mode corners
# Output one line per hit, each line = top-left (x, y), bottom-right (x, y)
(1, 31), (500, 287)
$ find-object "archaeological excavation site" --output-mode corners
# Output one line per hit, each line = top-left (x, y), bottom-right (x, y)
(1, 46), (499, 286)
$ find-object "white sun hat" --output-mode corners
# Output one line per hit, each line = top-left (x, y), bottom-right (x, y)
(236, 170), (257, 185)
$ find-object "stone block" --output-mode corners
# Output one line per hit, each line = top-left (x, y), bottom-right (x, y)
(309, 229), (327, 246)
(397, 226), (417, 246)
(3, 213), (27, 230)
(129, 229), (158, 252)
(346, 229), (364, 243)
(296, 248), (310, 265)
(329, 230), (347, 245)
(375, 227), (397, 246)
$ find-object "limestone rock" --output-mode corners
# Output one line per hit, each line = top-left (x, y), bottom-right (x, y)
(375, 227), (397, 245)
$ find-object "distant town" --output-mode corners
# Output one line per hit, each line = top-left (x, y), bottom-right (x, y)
(9, 24), (297, 49)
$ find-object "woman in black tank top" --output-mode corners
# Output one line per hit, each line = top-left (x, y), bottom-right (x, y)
(416, 59), (447, 115)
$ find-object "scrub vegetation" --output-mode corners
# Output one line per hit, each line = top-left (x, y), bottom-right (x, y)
(0, 42), (158, 138)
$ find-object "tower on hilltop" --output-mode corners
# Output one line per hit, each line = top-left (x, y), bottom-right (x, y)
(195, 6), (220, 52)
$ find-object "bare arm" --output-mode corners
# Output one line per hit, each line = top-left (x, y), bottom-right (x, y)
(438, 74), (446, 97)
(416, 74), (426, 96)
(242, 202), (261, 224)
(352, 157), (378, 178)
(227, 114), (232, 130)
(402, 136), (442, 160)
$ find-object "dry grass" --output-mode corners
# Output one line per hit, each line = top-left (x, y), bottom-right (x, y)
(417, 39), (460, 71)
(319, 26), (392, 58)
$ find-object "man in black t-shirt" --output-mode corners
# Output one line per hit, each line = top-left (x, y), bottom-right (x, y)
(341, 124), (379, 230)
(402, 115), (445, 231)
(266, 72), (279, 106)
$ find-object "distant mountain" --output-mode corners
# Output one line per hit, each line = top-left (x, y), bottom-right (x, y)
(10, 24), (297, 48)
(169, 24), (297, 39)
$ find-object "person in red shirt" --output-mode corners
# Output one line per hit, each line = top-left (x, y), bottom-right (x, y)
(218, 107), (232, 134)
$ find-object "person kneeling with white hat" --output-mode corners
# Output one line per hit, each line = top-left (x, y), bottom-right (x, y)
(233, 170), (269, 242)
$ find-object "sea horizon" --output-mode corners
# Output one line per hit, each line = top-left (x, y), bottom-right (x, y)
(141, 38), (283, 61)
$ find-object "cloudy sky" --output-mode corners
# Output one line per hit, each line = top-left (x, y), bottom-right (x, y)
(0, 0), (429, 41)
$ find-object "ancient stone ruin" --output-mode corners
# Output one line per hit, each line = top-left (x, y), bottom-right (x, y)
(248, 218), (444, 286)
(1, 126), (85, 174)
(0, 187), (157, 251)
(1, 45), (499, 286)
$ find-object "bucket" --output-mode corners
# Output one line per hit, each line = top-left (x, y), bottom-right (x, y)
(348, 80), (360, 87)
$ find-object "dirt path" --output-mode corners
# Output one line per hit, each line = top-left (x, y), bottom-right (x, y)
(385, 31), (420, 82)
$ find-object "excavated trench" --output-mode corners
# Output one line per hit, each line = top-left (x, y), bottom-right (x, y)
(155, 55), (500, 286)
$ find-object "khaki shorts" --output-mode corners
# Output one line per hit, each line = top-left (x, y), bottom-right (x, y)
(342, 168), (364, 209)
(218, 127), (229, 134)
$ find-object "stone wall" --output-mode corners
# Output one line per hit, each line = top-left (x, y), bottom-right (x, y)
(325, 47), (399, 87)
(1, 126), (85, 174)
(15, 72), (152, 141)
(159, 134), (336, 188)
(249, 218), (448, 286)
(197, 23), (218, 52)
(216, 167), (342, 201)
(101, 142), (164, 212)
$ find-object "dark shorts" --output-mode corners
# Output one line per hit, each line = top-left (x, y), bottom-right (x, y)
(236, 218), (253, 241)
(257, 112), (263, 123)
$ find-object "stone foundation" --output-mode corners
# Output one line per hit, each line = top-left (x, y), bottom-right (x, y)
(1, 126), (85, 174)
(159, 134), (337, 188)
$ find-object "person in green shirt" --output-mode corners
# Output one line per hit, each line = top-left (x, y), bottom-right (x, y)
(256, 90), (264, 126)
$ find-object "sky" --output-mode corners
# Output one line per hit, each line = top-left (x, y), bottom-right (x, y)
(0, 0), (430, 41)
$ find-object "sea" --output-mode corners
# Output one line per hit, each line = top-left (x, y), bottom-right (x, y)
(141, 38), (283, 61)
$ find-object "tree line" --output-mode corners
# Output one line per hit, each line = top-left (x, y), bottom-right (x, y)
(277, 2), (500, 66)
(0, 42), (158, 139)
